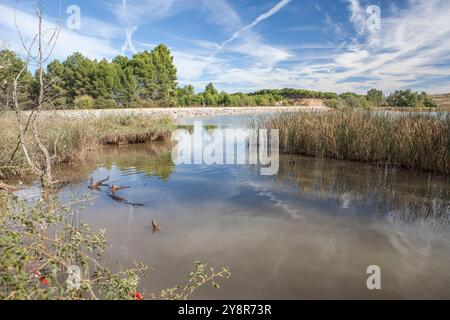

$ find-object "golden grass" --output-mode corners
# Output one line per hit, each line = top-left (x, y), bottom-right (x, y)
(0, 113), (174, 178)
(265, 110), (450, 174)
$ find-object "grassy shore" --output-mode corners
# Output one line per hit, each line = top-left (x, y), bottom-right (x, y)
(0, 113), (174, 179)
(265, 110), (450, 174)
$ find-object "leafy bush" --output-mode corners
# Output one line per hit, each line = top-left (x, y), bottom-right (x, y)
(93, 98), (117, 109)
(74, 95), (95, 109)
(338, 93), (369, 109)
(367, 89), (384, 107)
(386, 90), (437, 108)
(0, 193), (230, 300)
(134, 98), (159, 108)
(324, 99), (339, 109)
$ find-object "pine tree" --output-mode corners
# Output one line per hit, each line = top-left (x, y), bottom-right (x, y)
(63, 52), (96, 102)
(111, 56), (138, 107)
(150, 45), (177, 106)
(0, 49), (33, 110)
(45, 59), (67, 108)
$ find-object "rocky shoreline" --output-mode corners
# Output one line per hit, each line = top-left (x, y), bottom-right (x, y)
(38, 106), (328, 119)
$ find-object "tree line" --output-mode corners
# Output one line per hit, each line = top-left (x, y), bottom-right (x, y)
(325, 89), (437, 109)
(0, 46), (438, 109)
(1, 45), (177, 109)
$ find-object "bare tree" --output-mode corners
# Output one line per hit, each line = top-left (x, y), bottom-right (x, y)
(12, 0), (62, 188)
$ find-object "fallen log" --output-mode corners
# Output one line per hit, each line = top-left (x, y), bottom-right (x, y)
(0, 181), (19, 192)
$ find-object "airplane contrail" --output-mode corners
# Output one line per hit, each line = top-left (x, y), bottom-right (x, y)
(121, 26), (138, 55)
(120, 0), (138, 55)
(217, 0), (292, 51)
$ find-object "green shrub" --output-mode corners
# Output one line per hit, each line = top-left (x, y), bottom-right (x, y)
(367, 89), (384, 107)
(324, 99), (339, 109)
(135, 98), (159, 108)
(93, 98), (116, 109)
(0, 193), (230, 300)
(340, 94), (369, 109)
(386, 90), (437, 108)
(74, 95), (95, 109)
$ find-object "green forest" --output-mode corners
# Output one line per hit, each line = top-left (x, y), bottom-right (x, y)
(0, 45), (438, 109)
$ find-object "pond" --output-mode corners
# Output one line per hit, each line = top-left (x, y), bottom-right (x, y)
(22, 114), (450, 299)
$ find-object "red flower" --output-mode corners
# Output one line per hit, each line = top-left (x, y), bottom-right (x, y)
(39, 276), (49, 285)
(133, 290), (143, 300)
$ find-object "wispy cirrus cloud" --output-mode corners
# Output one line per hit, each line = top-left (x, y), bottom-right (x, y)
(205, 0), (450, 94)
(115, 0), (184, 26)
(1, 0), (449, 94)
(346, 0), (366, 36)
(0, 3), (120, 60)
(109, 0), (293, 87)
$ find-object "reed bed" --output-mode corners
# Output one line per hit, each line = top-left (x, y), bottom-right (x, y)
(0, 113), (174, 178)
(264, 110), (450, 174)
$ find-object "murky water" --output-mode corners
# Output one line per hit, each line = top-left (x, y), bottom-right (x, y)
(26, 114), (450, 299)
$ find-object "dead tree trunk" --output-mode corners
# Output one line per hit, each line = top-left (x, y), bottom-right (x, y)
(12, 0), (61, 188)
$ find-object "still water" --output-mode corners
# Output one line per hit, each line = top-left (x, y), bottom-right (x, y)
(38, 114), (450, 299)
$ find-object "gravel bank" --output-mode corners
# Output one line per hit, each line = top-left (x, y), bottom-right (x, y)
(38, 106), (328, 119)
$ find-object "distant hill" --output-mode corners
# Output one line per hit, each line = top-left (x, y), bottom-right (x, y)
(431, 94), (450, 109)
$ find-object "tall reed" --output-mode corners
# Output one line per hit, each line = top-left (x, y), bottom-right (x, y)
(0, 113), (174, 178)
(265, 110), (450, 174)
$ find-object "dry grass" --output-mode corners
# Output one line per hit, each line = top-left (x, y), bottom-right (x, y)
(265, 110), (450, 174)
(0, 113), (174, 178)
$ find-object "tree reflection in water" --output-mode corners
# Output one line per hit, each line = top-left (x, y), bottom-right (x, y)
(249, 155), (449, 228)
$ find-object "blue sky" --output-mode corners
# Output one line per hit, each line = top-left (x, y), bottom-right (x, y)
(1, 0), (450, 94)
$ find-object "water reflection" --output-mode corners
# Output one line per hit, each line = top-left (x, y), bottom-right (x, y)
(54, 142), (176, 183)
(267, 156), (450, 228)
(40, 115), (450, 299)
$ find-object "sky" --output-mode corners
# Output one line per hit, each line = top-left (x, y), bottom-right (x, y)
(1, 0), (450, 94)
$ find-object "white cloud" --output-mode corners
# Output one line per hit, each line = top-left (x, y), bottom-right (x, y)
(114, 0), (184, 26)
(346, 0), (366, 36)
(78, 16), (122, 40)
(0, 3), (120, 61)
(173, 50), (220, 83)
(2, 0), (448, 94)
(207, 0), (450, 94)
(120, 0), (294, 89)
(198, 0), (242, 33)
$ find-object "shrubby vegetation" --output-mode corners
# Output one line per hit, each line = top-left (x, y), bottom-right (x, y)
(367, 89), (384, 107)
(0, 48), (439, 109)
(325, 89), (438, 110)
(0, 192), (230, 300)
(0, 114), (174, 178)
(386, 90), (437, 109)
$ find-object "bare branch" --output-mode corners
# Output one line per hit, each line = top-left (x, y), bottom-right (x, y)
(13, 64), (42, 175)
(12, 0), (63, 187)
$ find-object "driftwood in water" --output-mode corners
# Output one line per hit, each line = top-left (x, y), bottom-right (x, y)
(44, 179), (69, 190)
(88, 176), (110, 190)
(152, 220), (160, 233)
(109, 184), (131, 193)
(0, 181), (19, 192)
(107, 192), (126, 203)
(107, 192), (144, 207)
